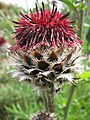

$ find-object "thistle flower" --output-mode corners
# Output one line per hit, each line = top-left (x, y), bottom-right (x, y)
(10, 2), (82, 51)
(9, 2), (84, 116)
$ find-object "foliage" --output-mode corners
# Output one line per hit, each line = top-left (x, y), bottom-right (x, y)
(0, 72), (90, 120)
(0, 0), (90, 120)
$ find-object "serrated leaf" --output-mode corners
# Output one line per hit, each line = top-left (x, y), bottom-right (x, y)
(16, 103), (23, 111)
(5, 105), (17, 114)
(12, 104), (18, 112)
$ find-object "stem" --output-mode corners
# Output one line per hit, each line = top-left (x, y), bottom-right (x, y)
(42, 83), (55, 113)
(64, 85), (76, 120)
(25, 0), (28, 11)
(78, 4), (84, 38)
(64, 1), (84, 119)
(46, 89), (55, 113)
(47, 0), (50, 9)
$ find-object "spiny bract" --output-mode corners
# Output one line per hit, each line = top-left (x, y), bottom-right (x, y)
(9, 45), (82, 93)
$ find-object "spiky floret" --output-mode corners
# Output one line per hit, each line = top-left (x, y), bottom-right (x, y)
(10, 2), (82, 51)
(32, 112), (55, 120)
(9, 45), (83, 93)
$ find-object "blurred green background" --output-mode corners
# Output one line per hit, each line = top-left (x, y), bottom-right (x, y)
(0, 0), (90, 120)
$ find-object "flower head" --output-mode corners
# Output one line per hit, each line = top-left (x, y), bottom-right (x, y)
(10, 2), (82, 51)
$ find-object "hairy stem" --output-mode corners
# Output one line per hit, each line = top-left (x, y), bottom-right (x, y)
(42, 83), (55, 113)
(46, 89), (55, 113)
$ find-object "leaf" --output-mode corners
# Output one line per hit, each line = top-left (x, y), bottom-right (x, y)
(80, 71), (90, 79)
(82, 6), (88, 11)
(5, 105), (17, 114)
(71, 0), (76, 2)
(84, 23), (90, 27)
(5, 104), (29, 119)
(58, 0), (79, 16)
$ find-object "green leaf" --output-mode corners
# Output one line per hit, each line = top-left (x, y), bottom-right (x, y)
(59, 0), (79, 16)
(76, 3), (83, 8)
(84, 23), (90, 27)
(71, 0), (76, 2)
(80, 71), (90, 79)
(82, 6), (88, 11)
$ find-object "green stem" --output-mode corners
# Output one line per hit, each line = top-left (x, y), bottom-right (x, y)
(64, 1), (84, 120)
(64, 85), (76, 120)
(25, 0), (28, 11)
(78, 5), (84, 38)
(47, 0), (50, 9)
